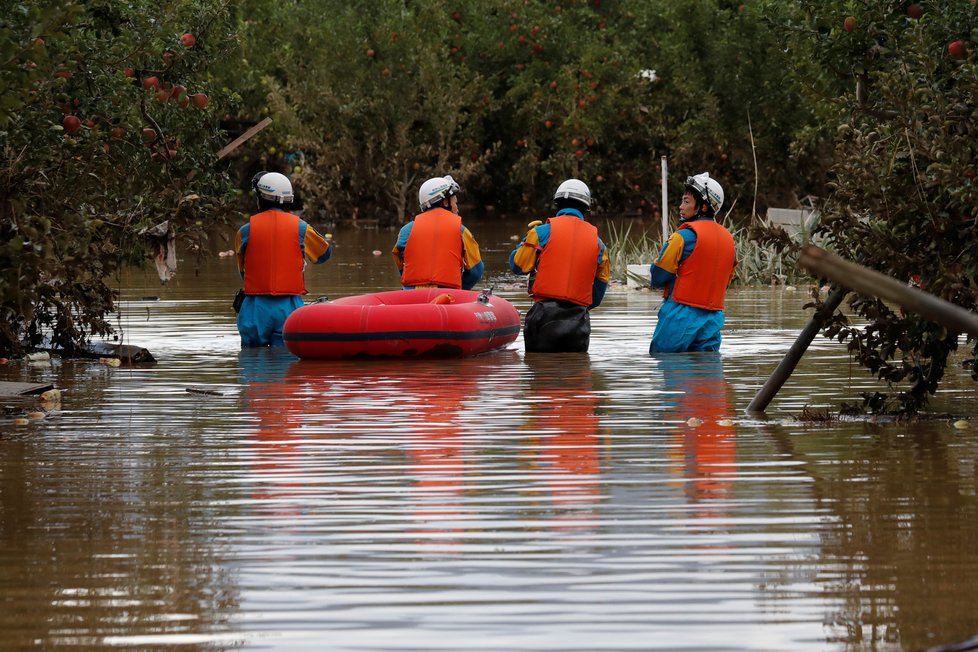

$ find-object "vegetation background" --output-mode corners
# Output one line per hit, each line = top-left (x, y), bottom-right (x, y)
(1, 0), (976, 412)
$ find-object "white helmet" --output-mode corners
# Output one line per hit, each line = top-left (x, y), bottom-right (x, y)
(418, 175), (460, 210)
(253, 172), (294, 204)
(553, 178), (591, 208)
(685, 172), (723, 215)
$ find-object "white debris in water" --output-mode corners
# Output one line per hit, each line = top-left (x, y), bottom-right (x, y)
(717, 419), (735, 427)
(953, 420), (969, 430)
(686, 417), (703, 427)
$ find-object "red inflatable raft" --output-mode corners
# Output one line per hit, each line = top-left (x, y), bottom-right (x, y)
(283, 288), (521, 359)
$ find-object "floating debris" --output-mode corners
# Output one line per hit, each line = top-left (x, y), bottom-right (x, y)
(717, 419), (735, 427)
(686, 417), (703, 427)
(26, 352), (50, 362)
(27, 411), (45, 420)
(186, 386), (224, 397)
(510, 234), (520, 241)
(13, 417), (28, 426)
(98, 357), (122, 368)
(39, 389), (61, 405)
(218, 249), (235, 257)
(953, 420), (969, 430)
(372, 250), (382, 256)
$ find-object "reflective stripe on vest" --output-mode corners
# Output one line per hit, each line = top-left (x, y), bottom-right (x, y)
(402, 208), (463, 289)
(668, 220), (735, 310)
(532, 215), (600, 307)
(243, 210), (307, 296)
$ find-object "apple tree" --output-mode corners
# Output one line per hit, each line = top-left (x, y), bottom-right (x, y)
(758, 0), (978, 413)
(0, 0), (237, 356)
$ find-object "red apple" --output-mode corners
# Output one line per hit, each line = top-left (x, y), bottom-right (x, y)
(948, 40), (968, 59)
(366, 47), (376, 57)
(907, 3), (923, 19)
(191, 93), (209, 108)
(111, 127), (125, 139)
(531, 25), (541, 35)
(509, 24), (518, 32)
(156, 88), (171, 102)
(518, 35), (527, 45)
(965, 169), (977, 180)
(142, 127), (157, 144)
(549, 80), (558, 89)
(62, 115), (81, 134)
(178, 95), (190, 108)
(124, 67), (135, 77)
(844, 16), (856, 33)
(162, 50), (175, 64)
(451, 10), (462, 21)
(83, 118), (94, 128)
(571, 137), (580, 146)
(544, 120), (553, 128)
(574, 149), (585, 158)
(180, 33), (196, 48)
(143, 76), (159, 90)
(578, 99), (587, 108)
(381, 67), (391, 77)
(54, 70), (72, 79)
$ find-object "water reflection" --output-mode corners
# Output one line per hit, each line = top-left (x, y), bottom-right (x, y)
(655, 353), (736, 522)
(521, 355), (606, 529)
(239, 348), (308, 520)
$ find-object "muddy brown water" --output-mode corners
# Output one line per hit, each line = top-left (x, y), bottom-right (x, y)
(2, 217), (978, 650)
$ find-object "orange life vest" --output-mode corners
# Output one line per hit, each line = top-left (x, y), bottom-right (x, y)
(402, 208), (463, 289)
(243, 210), (307, 296)
(532, 215), (600, 307)
(668, 220), (736, 310)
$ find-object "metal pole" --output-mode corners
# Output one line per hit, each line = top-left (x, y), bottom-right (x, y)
(748, 245), (978, 414)
(799, 245), (978, 337)
(745, 286), (848, 414)
(660, 156), (669, 243)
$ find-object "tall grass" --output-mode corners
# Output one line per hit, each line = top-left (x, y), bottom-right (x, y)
(605, 221), (807, 287)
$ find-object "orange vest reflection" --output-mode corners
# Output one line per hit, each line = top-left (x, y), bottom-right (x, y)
(522, 358), (605, 530)
(239, 348), (310, 521)
(402, 371), (476, 547)
(657, 353), (736, 521)
(240, 351), (491, 546)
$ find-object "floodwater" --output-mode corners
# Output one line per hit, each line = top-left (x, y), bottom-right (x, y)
(2, 217), (978, 651)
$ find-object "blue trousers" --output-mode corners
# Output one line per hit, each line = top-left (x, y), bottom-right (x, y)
(650, 298), (724, 354)
(237, 295), (304, 347)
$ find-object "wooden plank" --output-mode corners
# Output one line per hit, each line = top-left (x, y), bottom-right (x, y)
(0, 381), (54, 397)
(216, 117), (272, 160)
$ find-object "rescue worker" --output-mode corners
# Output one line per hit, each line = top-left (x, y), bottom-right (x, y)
(392, 175), (484, 290)
(509, 179), (611, 353)
(235, 172), (332, 347)
(649, 172), (736, 353)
